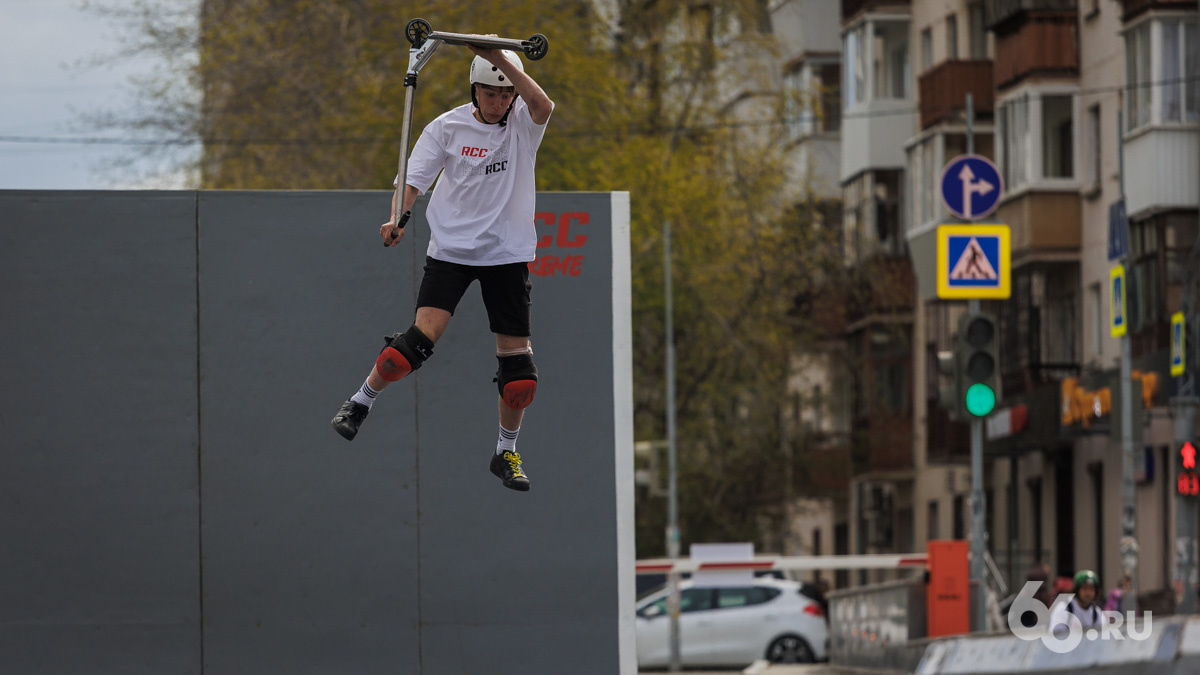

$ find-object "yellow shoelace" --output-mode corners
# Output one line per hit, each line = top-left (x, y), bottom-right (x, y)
(504, 452), (526, 477)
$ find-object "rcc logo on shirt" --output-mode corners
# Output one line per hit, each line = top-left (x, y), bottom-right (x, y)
(461, 146), (507, 175)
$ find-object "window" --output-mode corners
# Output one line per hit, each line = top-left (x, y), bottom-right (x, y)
(921, 27), (933, 72)
(1085, 104), (1101, 190)
(1130, 218), (1160, 333)
(1164, 20), (1182, 121)
(874, 21), (910, 100)
(1125, 22), (1152, 130)
(1166, 215), (1199, 284)
(787, 63), (841, 138)
(1125, 214), (1199, 341)
(998, 90), (1077, 190)
(1160, 20), (1200, 123)
(844, 25), (866, 109)
(639, 588), (716, 617)
(998, 95), (1029, 189)
(1042, 95), (1074, 178)
(946, 14), (959, 61)
(922, 139), (935, 226)
(871, 328), (910, 412)
(784, 67), (805, 138)
(968, 2), (986, 59)
(819, 63), (842, 133)
(1123, 20), (1200, 129)
(716, 586), (782, 609)
(1090, 282), (1102, 357)
(845, 19), (910, 107)
(928, 500), (940, 540)
(909, 136), (937, 228)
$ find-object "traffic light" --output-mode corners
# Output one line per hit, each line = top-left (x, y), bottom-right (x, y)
(956, 311), (1001, 418)
(1178, 441), (1199, 498)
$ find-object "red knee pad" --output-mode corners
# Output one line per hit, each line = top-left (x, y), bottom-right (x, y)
(375, 346), (413, 382)
(495, 353), (538, 409)
(502, 380), (538, 409)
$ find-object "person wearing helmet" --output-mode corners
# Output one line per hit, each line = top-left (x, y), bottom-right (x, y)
(1048, 569), (1103, 636)
(331, 39), (553, 493)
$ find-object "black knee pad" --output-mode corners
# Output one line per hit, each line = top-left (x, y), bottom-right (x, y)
(376, 324), (434, 382)
(495, 353), (538, 409)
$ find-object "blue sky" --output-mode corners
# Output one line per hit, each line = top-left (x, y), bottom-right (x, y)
(0, 0), (190, 189)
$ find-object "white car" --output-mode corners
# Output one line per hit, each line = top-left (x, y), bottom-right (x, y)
(635, 578), (829, 668)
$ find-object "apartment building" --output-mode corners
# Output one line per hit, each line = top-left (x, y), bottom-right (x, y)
(906, 0), (998, 579)
(829, 0), (1199, 606)
(771, 0), (849, 567)
(835, 0), (920, 585)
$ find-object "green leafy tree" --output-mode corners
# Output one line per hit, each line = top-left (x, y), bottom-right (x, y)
(84, 0), (847, 558)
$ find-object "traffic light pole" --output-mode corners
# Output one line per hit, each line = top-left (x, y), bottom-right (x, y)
(968, 309), (986, 632)
(1117, 109), (1140, 615)
(966, 94), (987, 632)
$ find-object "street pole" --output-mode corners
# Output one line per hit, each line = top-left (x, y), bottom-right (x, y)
(1169, 17), (1200, 606)
(1173, 398), (1198, 615)
(664, 220), (682, 670)
(1178, 0), (1200, 614)
(1117, 109), (1140, 615)
(966, 93), (988, 632)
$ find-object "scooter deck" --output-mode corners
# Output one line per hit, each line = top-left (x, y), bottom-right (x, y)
(427, 31), (530, 51)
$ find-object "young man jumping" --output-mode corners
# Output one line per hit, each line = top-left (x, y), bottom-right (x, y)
(331, 41), (554, 492)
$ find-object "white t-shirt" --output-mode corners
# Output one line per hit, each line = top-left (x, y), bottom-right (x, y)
(396, 98), (552, 266)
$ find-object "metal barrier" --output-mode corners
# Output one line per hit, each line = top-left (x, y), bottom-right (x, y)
(827, 578), (1004, 671)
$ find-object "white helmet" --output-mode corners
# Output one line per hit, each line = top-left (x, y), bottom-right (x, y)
(469, 51), (524, 87)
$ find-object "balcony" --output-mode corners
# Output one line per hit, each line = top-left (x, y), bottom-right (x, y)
(993, 15), (1078, 88)
(984, 0), (1077, 32)
(842, 104), (917, 181)
(1124, 127), (1200, 219)
(1121, 0), (1195, 23)
(994, 192), (1081, 266)
(843, 0), (911, 24)
(918, 60), (995, 130)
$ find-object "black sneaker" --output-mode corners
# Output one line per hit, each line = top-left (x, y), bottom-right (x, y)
(490, 450), (531, 491)
(331, 400), (369, 441)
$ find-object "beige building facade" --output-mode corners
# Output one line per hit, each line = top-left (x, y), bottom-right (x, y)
(798, 0), (1200, 609)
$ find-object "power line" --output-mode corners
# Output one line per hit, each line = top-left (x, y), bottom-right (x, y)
(2, 74), (1197, 148)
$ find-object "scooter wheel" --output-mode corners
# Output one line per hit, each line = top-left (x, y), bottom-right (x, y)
(523, 33), (548, 61)
(406, 18), (432, 48)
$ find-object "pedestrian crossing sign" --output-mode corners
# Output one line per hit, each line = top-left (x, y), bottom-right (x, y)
(1111, 265), (1127, 338)
(936, 225), (1011, 299)
(1173, 311), (1186, 377)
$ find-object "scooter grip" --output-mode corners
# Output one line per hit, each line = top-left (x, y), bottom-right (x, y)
(383, 211), (412, 247)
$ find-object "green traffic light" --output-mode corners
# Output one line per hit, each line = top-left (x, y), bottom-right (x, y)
(965, 383), (996, 417)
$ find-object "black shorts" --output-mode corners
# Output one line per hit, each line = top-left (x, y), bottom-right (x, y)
(416, 256), (533, 337)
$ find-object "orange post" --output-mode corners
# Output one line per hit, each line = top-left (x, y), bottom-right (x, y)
(926, 540), (971, 637)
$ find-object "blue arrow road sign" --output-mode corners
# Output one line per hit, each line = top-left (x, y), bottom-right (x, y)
(941, 154), (1003, 220)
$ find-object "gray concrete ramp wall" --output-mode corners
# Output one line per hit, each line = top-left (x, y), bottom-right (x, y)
(0, 190), (634, 675)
